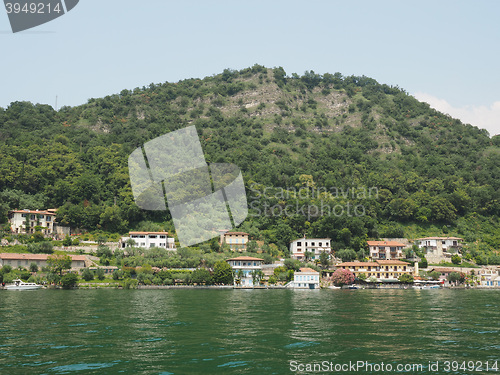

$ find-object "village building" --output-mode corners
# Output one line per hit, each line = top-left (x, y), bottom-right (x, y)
(367, 240), (407, 260)
(0, 253), (88, 271)
(7, 209), (70, 237)
(290, 267), (320, 289)
(220, 231), (249, 251)
(290, 238), (331, 261)
(120, 232), (176, 250)
(416, 237), (463, 263)
(226, 256), (263, 287)
(336, 260), (416, 281)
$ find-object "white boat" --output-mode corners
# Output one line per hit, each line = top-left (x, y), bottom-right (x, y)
(4, 279), (42, 290)
(328, 285), (341, 289)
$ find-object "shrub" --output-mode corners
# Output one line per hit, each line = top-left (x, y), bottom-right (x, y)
(61, 273), (78, 288)
(96, 268), (105, 280)
(331, 269), (355, 287)
(81, 268), (94, 281)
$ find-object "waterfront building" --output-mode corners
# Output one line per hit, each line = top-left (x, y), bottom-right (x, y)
(290, 267), (320, 289)
(226, 256), (263, 287)
(0, 253), (88, 270)
(336, 260), (415, 281)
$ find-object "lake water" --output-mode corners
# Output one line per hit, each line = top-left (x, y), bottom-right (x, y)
(0, 289), (499, 374)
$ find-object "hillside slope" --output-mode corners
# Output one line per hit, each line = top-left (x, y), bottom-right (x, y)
(0, 65), (499, 262)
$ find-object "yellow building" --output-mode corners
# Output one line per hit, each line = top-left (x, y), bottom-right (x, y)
(336, 260), (415, 281)
(220, 231), (249, 251)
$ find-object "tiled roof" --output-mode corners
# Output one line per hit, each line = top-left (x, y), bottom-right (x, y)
(0, 253), (86, 261)
(224, 232), (249, 236)
(336, 262), (379, 267)
(376, 260), (411, 265)
(298, 267), (319, 274)
(291, 238), (331, 243)
(429, 267), (459, 273)
(128, 231), (169, 235)
(9, 210), (56, 215)
(416, 237), (463, 241)
(226, 256), (263, 261)
(367, 240), (406, 247)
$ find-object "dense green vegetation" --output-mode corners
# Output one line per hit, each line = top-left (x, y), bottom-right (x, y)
(0, 65), (499, 263)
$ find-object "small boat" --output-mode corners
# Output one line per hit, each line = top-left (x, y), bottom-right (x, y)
(328, 285), (341, 289)
(4, 279), (42, 290)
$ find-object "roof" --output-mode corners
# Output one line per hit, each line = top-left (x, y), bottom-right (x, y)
(0, 253), (87, 261)
(291, 238), (331, 243)
(376, 260), (411, 265)
(128, 231), (169, 235)
(224, 232), (249, 236)
(9, 210), (56, 215)
(298, 267), (320, 274)
(429, 267), (459, 273)
(416, 237), (463, 241)
(337, 262), (379, 267)
(226, 256), (264, 261)
(367, 240), (406, 247)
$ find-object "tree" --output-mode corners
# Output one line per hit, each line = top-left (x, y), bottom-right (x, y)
(212, 261), (234, 285)
(47, 254), (72, 276)
(29, 263), (38, 273)
(447, 272), (465, 284)
(81, 267), (94, 281)
(428, 271), (441, 280)
(451, 254), (461, 265)
(251, 269), (264, 286)
(336, 248), (357, 262)
(112, 270), (123, 280)
(235, 269), (244, 285)
(62, 236), (72, 247)
(96, 268), (105, 280)
(331, 269), (355, 287)
(357, 273), (367, 281)
(398, 273), (414, 283)
(284, 258), (300, 271)
(61, 273), (78, 288)
(246, 240), (258, 253)
(191, 268), (212, 285)
(319, 252), (330, 268)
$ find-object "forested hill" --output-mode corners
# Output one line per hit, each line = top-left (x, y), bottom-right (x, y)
(0, 65), (499, 261)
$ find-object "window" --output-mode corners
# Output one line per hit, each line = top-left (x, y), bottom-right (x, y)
(442, 241), (446, 244)
(160, 235), (166, 239)
(21, 213), (27, 217)
(311, 242), (315, 246)
(30, 215), (35, 220)
(46, 216), (51, 222)
(149, 235), (157, 239)
(319, 242), (322, 246)
(297, 241), (302, 246)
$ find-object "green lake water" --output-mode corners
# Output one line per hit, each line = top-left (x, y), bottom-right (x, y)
(0, 289), (499, 374)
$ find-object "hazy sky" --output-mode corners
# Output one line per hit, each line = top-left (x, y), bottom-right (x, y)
(1, 0), (499, 135)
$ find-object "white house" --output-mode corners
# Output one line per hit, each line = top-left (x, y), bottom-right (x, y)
(290, 238), (331, 261)
(479, 267), (500, 287)
(120, 232), (176, 250)
(416, 237), (463, 263)
(226, 256), (263, 287)
(290, 267), (320, 289)
(8, 209), (56, 235)
(367, 240), (407, 260)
